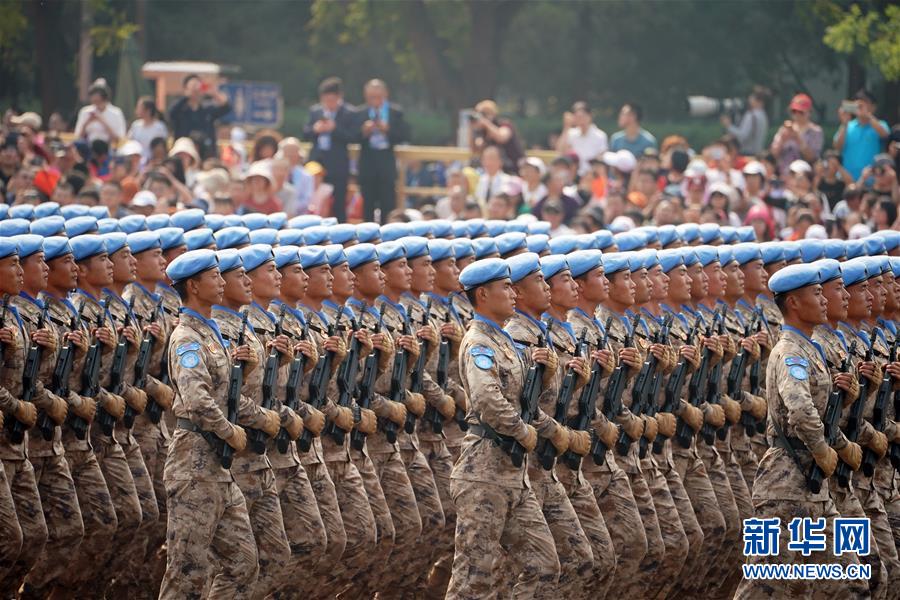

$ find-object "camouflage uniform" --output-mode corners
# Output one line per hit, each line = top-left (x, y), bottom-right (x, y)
(447, 315), (560, 599)
(159, 307), (269, 599)
(734, 326), (868, 599)
(0, 455), (22, 584)
(752, 293), (782, 462)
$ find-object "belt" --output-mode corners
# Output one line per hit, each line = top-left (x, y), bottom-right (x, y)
(469, 422), (500, 443)
(771, 434), (807, 453)
(176, 417), (202, 433)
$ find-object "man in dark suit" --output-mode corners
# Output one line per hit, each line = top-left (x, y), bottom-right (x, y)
(302, 77), (357, 222)
(357, 79), (410, 223)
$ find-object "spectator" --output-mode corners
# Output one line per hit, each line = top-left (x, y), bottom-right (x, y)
(0, 137), (20, 190)
(127, 96), (168, 162)
(168, 74), (232, 161)
(270, 157), (297, 213)
(221, 127), (248, 172)
(834, 89), (890, 180)
(474, 145), (511, 207)
(100, 181), (128, 218)
(861, 154), (899, 202)
(872, 198), (897, 230)
(556, 101), (608, 176)
(73, 78), (127, 145)
(486, 193), (514, 220)
(721, 87), (770, 155)
(357, 79), (411, 223)
(239, 161), (282, 214)
(129, 190), (158, 216)
(303, 76), (357, 222)
(305, 161), (334, 216)
(435, 185), (469, 220)
(148, 137), (169, 169)
(707, 182), (742, 227)
(462, 200), (483, 220)
(10, 113), (49, 164)
(814, 150), (852, 209)
(252, 133), (281, 162)
(277, 137), (314, 216)
(770, 93), (823, 176)
(533, 170), (581, 223)
(610, 103), (657, 157)
(168, 137), (201, 188)
(541, 199), (575, 237)
(468, 99), (523, 173)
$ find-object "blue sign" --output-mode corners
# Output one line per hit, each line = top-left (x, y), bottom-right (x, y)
(220, 81), (283, 128)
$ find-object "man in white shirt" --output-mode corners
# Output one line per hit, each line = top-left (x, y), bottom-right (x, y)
(73, 79), (127, 145)
(474, 145), (511, 207)
(556, 101), (608, 176)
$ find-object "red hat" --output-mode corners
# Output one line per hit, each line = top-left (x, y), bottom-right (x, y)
(789, 93), (812, 113)
(33, 169), (60, 198)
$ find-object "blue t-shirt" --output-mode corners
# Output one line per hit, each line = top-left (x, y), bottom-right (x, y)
(609, 128), (658, 157)
(838, 118), (888, 179)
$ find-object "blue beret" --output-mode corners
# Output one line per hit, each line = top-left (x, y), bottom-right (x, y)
(769, 263), (822, 295)
(813, 259), (842, 284)
(459, 258), (510, 291)
(782, 242), (802, 262)
(241, 212), (269, 231)
(548, 235), (579, 255)
(30, 215), (66, 237)
(238, 244), (275, 272)
(34, 202), (61, 218)
(737, 226), (757, 243)
(635, 249), (659, 270)
(759, 241), (785, 265)
(453, 239), (474, 260)
(277, 229), (305, 246)
(128, 231), (161, 255)
(321, 217), (338, 227)
(118, 214), (147, 234)
(823, 239), (846, 261)
(288, 214), (323, 230)
(185, 228), (217, 251)
(891, 257), (900, 278)
(70, 235), (106, 262)
(101, 232), (128, 255)
(380, 222), (412, 242)
(601, 252), (630, 276)
(658, 225), (681, 248)
(329, 224), (358, 245)
(347, 243), (379, 270)
(635, 226), (659, 245)
(96, 218), (121, 234)
(676, 223), (700, 244)
(88, 206), (110, 220)
(429, 239), (455, 263)
(694, 245), (720, 268)
(8, 204), (34, 220)
(0, 204), (8, 220)
(60, 204), (90, 220)
(400, 236), (429, 260)
(466, 219), (487, 238)
(841, 259), (869, 287)
(409, 221), (434, 238)
(568, 249), (603, 278)
(862, 255), (891, 276)
(614, 232), (645, 252)
(507, 252), (542, 283)
(845, 239), (866, 260)
(299, 246), (328, 270)
(43, 237), (72, 261)
(719, 226), (738, 244)
(325, 244), (348, 267)
(473, 238), (500, 260)
(872, 230), (900, 252)
(1, 218), (32, 237)
(268, 212), (288, 230)
(699, 223), (721, 244)
(158, 227), (187, 252)
(451, 221), (469, 239)
(658, 248), (684, 273)
(496, 232), (527, 257)
(216, 249), (243, 274)
(594, 230), (615, 250)
(504, 220), (529, 234)
(526, 234), (550, 255)
(628, 251), (649, 272)
(800, 240), (825, 263)
(249, 228), (279, 246)
(274, 246), (301, 270)
(65, 216), (98, 237)
(864, 236), (887, 256)
(486, 220), (506, 238)
(202, 214), (224, 232)
(0, 239), (17, 260)
(167, 249), (218, 283)
(574, 234), (601, 251)
(215, 226), (251, 250)
(375, 241), (406, 265)
(357, 222), (382, 244)
(223, 214), (244, 228)
(527, 221), (552, 236)
(732, 243), (762, 266)
(429, 219), (455, 238)
(679, 248), (700, 267)
(12, 234), (43, 259)
(147, 214), (173, 231)
(302, 225), (329, 246)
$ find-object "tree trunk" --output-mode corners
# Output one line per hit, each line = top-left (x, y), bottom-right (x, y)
(847, 56), (865, 98)
(78, 0), (94, 103)
(405, 0), (467, 111)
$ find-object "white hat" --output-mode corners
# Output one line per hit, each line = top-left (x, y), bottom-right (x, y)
(11, 112), (42, 131)
(609, 215), (636, 232)
(805, 224), (827, 240)
(742, 160), (766, 176)
(169, 137), (200, 165)
(848, 223), (872, 240)
(230, 127), (247, 144)
(614, 150), (637, 173)
(708, 181), (737, 203)
(196, 168), (230, 195)
(131, 190), (158, 208)
(789, 160), (812, 174)
(244, 160), (274, 186)
(119, 140), (143, 157)
(522, 156), (547, 176)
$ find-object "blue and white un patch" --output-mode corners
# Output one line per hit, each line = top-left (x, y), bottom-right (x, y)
(180, 351), (200, 369)
(470, 345), (495, 370)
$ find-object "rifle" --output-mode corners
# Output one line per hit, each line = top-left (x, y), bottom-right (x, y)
(70, 298), (113, 438)
(639, 315), (674, 458)
(277, 316), (309, 454)
(808, 341), (857, 493)
(384, 308), (410, 444)
(862, 335), (898, 476)
(675, 310), (720, 449)
(111, 297), (138, 429)
(298, 307), (344, 452)
(700, 306), (728, 445)
(602, 314), (642, 433)
(406, 298), (433, 434)
(352, 306), (386, 451)
(727, 312), (760, 438)
(615, 314), (662, 456)
(746, 310), (766, 435)
(835, 331), (877, 488)
(10, 303), (50, 443)
(325, 315), (362, 445)
(217, 311), (250, 469)
(654, 316), (701, 454)
(143, 298), (167, 425)
(496, 319), (552, 467)
(248, 307), (286, 454)
(536, 327), (588, 470)
(426, 309), (468, 433)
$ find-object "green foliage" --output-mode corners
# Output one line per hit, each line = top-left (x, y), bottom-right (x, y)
(822, 2), (900, 80)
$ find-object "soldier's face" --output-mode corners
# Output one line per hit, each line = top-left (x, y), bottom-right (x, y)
(608, 271), (635, 306)
(192, 268), (225, 305)
(648, 265), (668, 301)
(249, 261), (281, 302)
(764, 260), (785, 281)
(883, 274), (898, 312)
(352, 262), (384, 299)
(383, 258), (411, 293)
(667, 265), (691, 304)
(305, 265), (333, 300)
(0, 255), (23, 295)
(514, 271), (550, 313)
(279, 264), (307, 301)
(548, 270), (579, 310)
(576, 268), (608, 304)
(868, 276), (886, 316)
(223, 267), (252, 306)
(822, 278), (849, 322)
(410, 256), (435, 294)
(846, 281), (872, 320)
(791, 284), (827, 325)
(724, 262), (744, 298)
(479, 279), (517, 321)
(78, 253), (113, 288)
(688, 263), (708, 301)
(331, 263), (355, 299)
(21, 251), (48, 292)
(111, 247), (136, 284)
(434, 257), (460, 293)
(741, 260), (767, 294)
(632, 268), (651, 304)
(164, 246), (188, 267)
(703, 263), (725, 298)
(135, 248), (167, 283)
(48, 254), (78, 292)
(456, 255), (475, 271)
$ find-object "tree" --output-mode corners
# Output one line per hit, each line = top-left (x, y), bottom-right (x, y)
(821, 2), (900, 81)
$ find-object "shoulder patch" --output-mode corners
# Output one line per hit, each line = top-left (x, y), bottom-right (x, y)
(785, 356), (809, 368)
(470, 345), (495, 370)
(176, 341), (201, 356)
(180, 351), (200, 369)
(788, 365), (808, 381)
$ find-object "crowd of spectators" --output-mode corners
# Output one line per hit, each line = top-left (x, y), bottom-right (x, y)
(2, 75), (899, 242)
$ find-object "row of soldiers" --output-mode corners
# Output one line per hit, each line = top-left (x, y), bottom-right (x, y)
(0, 205), (898, 599)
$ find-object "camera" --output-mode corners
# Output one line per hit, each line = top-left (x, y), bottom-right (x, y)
(463, 110), (482, 123)
(686, 96), (746, 119)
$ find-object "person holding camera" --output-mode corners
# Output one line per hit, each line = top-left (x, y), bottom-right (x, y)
(468, 99), (523, 174)
(720, 88), (770, 155)
(73, 78), (127, 146)
(556, 101), (608, 176)
(169, 74), (232, 161)
(770, 93), (823, 176)
(833, 89), (890, 180)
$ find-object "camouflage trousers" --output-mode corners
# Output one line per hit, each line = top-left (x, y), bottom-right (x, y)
(640, 457), (690, 599)
(717, 444), (755, 598)
(301, 461), (346, 598)
(0, 458), (48, 598)
(426, 440), (465, 600)
(233, 467), (291, 599)
(272, 463), (327, 589)
(883, 492), (900, 592)
(446, 478), (559, 600)
(416, 438), (457, 596)
(832, 484), (884, 600)
(859, 484), (900, 600)
(734, 498), (869, 600)
(159, 478), (259, 599)
(698, 441), (743, 599)
(0, 458), (23, 584)
(624, 467), (666, 596)
(658, 452), (706, 599)
(128, 421), (170, 597)
(349, 448), (396, 598)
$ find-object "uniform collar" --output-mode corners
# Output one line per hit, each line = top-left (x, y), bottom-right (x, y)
(131, 281), (161, 303)
(182, 306), (228, 350)
(475, 313), (521, 355)
(783, 324), (826, 364)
